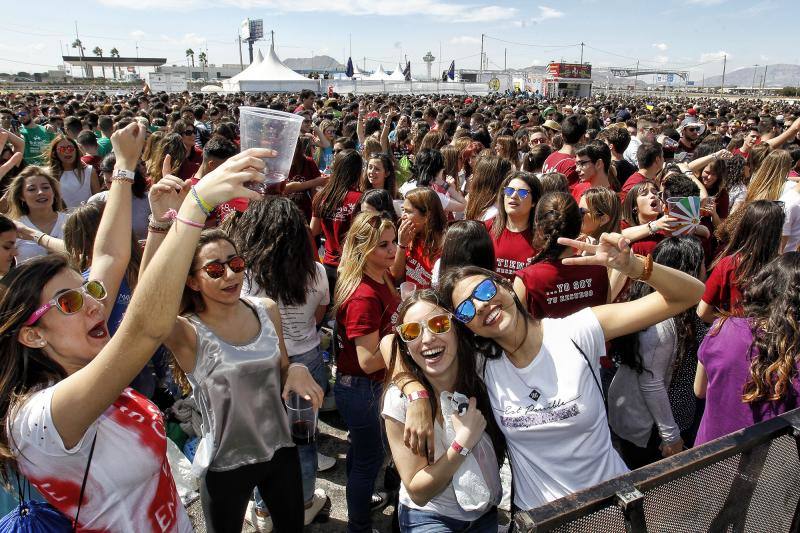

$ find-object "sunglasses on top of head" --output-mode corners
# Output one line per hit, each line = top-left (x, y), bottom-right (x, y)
(454, 278), (498, 324)
(195, 256), (246, 279)
(24, 280), (107, 326)
(396, 313), (453, 343)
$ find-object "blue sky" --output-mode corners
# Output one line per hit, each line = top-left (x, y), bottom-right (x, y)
(1, 0), (797, 80)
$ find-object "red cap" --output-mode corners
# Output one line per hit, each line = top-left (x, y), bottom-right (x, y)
(686, 108), (697, 116)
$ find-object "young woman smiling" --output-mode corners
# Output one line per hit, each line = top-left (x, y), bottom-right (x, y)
(45, 134), (101, 209)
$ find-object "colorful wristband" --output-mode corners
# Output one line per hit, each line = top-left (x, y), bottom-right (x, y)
(451, 440), (470, 456)
(191, 186), (214, 217)
(405, 389), (430, 402)
(165, 209), (205, 229)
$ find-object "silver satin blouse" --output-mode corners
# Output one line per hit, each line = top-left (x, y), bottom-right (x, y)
(186, 297), (293, 471)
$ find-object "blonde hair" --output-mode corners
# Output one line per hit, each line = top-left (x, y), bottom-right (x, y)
(6, 166), (66, 219)
(745, 149), (791, 202)
(334, 212), (396, 313)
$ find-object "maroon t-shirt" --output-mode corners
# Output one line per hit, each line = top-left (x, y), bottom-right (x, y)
(81, 154), (102, 174)
(288, 155), (321, 222)
(731, 147), (751, 160)
(178, 146), (203, 180)
(320, 190), (363, 266)
(620, 171), (647, 202)
(542, 152), (578, 186)
(335, 274), (400, 381)
(702, 254), (744, 316)
(485, 219), (536, 280)
(405, 240), (437, 289)
(515, 258), (609, 319)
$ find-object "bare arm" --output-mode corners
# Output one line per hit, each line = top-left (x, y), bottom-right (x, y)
(354, 331), (387, 375)
(696, 300), (716, 324)
(765, 117), (800, 148)
(513, 276), (527, 305)
(0, 128), (24, 154)
(89, 168), (102, 196)
(380, 113), (395, 153)
(48, 148), (269, 448)
(694, 362), (708, 399)
(621, 215), (676, 242)
(310, 216), (322, 237)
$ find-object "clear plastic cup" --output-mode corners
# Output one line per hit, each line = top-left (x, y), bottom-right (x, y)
(238, 106), (304, 193)
(400, 281), (416, 301)
(285, 392), (317, 445)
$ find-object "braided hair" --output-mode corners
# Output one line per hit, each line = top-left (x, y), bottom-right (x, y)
(530, 192), (581, 264)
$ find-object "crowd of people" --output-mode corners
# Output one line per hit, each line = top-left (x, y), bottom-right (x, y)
(0, 87), (799, 533)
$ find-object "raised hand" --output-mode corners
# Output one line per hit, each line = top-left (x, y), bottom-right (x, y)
(192, 148), (276, 207)
(558, 232), (636, 276)
(397, 218), (416, 248)
(110, 122), (147, 169)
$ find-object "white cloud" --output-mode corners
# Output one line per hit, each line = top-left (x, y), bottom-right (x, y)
(700, 50), (730, 62)
(687, 0), (726, 5)
(449, 36), (481, 45)
(532, 5), (564, 23)
(129, 30), (147, 40)
(97, 0), (518, 22)
(652, 43), (668, 51)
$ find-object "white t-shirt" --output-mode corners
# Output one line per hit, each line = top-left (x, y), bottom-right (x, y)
(16, 212), (69, 264)
(381, 385), (489, 522)
(10, 385), (193, 532)
(780, 181), (800, 252)
(60, 167), (93, 209)
(243, 262), (330, 356)
(399, 180), (451, 211)
(87, 191), (152, 242)
(623, 137), (642, 167)
(484, 308), (628, 509)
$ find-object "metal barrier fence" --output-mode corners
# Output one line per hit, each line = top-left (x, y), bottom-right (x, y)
(330, 80), (490, 95)
(514, 408), (800, 532)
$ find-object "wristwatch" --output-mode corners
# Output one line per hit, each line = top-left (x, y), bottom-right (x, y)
(451, 440), (470, 456)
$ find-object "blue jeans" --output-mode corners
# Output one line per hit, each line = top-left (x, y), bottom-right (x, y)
(398, 505), (498, 533)
(256, 345), (328, 508)
(334, 374), (385, 533)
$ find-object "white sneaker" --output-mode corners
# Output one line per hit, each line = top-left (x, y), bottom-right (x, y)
(245, 500), (273, 533)
(317, 452), (336, 472)
(303, 488), (330, 525)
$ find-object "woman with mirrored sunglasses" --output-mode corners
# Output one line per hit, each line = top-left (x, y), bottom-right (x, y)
(401, 227), (704, 513)
(380, 291), (504, 532)
(486, 171), (542, 281)
(143, 203), (323, 529)
(0, 123), (257, 531)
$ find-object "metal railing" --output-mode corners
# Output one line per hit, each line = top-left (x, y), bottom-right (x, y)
(514, 408), (800, 532)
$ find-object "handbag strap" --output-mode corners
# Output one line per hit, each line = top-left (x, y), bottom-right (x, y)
(570, 339), (605, 405)
(72, 433), (98, 532)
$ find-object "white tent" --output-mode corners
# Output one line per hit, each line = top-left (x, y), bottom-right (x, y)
(367, 65), (392, 81)
(387, 63), (407, 81)
(222, 44), (319, 92)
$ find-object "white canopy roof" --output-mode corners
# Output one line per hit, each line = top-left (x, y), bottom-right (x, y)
(367, 65), (391, 81)
(222, 44), (318, 92)
(387, 63), (406, 81)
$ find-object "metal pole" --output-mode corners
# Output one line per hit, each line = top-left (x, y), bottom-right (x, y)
(634, 60), (639, 96)
(238, 36), (243, 70)
(504, 48), (507, 71)
(480, 34), (484, 78)
(752, 65), (758, 95)
(762, 65), (768, 90)
(439, 41), (442, 80)
(580, 42), (584, 64)
(720, 54), (726, 92)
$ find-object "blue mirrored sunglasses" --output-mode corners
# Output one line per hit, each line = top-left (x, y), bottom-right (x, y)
(454, 278), (498, 323)
(503, 187), (530, 199)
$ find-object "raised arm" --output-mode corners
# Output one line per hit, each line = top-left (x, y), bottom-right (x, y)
(357, 103), (367, 146)
(49, 147), (270, 448)
(380, 112), (396, 153)
(559, 233), (705, 342)
(0, 128), (25, 155)
(765, 116), (800, 148)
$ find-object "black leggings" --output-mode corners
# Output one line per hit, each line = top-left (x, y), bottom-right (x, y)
(200, 446), (304, 533)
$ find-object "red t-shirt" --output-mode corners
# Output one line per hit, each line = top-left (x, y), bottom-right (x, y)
(542, 152), (578, 186)
(620, 171), (647, 202)
(405, 240), (437, 289)
(320, 190), (363, 266)
(485, 219), (536, 280)
(702, 254), (744, 315)
(81, 154), (102, 173)
(287, 155), (321, 222)
(515, 258), (609, 319)
(178, 145), (203, 180)
(731, 147), (751, 160)
(335, 274), (400, 381)
(571, 181), (591, 202)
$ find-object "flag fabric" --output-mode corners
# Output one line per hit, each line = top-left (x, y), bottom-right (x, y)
(447, 60), (455, 81)
(345, 57), (354, 78)
(403, 61), (411, 81)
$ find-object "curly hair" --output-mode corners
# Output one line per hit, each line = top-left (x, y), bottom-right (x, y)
(741, 252), (800, 404)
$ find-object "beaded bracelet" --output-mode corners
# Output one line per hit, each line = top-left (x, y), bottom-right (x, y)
(148, 214), (172, 231)
(190, 187), (214, 217)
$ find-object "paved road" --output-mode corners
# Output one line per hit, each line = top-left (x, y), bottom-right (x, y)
(189, 409), (395, 532)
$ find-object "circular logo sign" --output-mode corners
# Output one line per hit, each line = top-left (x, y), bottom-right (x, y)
(488, 78), (500, 91)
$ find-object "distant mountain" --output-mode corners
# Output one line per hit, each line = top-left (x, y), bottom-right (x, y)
(703, 64), (800, 88)
(283, 55), (344, 71)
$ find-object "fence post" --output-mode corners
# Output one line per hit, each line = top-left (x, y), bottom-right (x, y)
(512, 510), (538, 533)
(615, 485), (647, 533)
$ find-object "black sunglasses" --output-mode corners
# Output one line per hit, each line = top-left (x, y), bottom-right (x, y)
(182, 129), (196, 136)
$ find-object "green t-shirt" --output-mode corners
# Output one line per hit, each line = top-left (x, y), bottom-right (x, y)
(20, 125), (54, 165)
(97, 136), (112, 158)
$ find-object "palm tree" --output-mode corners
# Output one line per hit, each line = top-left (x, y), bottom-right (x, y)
(110, 47), (120, 80)
(186, 48), (195, 68)
(93, 46), (106, 78)
(72, 38), (88, 78)
(198, 51), (207, 68)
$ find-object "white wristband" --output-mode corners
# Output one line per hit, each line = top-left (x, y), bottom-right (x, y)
(288, 363), (310, 374)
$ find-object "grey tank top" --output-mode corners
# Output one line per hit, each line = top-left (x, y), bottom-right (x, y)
(186, 297), (293, 471)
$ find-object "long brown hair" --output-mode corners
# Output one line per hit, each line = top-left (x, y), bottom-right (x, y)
(741, 253), (800, 404)
(582, 187), (622, 239)
(312, 149), (362, 220)
(148, 133), (187, 184)
(0, 255), (71, 481)
(44, 134), (86, 178)
(6, 166), (66, 219)
(404, 188), (446, 260)
(385, 289), (505, 464)
(180, 229), (237, 316)
(531, 192), (581, 264)
(745, 149), (791, 203)
(465, 155), (511, 221)
(491, 171), (542, 241)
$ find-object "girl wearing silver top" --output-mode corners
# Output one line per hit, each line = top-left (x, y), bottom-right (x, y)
(143, 179), (323, 532)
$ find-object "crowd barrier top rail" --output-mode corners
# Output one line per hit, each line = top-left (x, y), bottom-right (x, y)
(514, 407), (800, 533)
